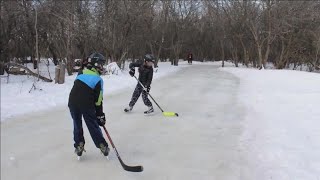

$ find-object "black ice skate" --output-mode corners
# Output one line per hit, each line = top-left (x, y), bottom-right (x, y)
(75, 142), (86, 160)
(124, 106), (133, 112)
(144, 106), (154, 115)
(99, 143), (110, 157)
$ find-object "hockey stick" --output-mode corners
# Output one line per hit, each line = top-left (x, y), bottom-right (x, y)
(102, 126), (143, 172)
(133, 75), (179, 117)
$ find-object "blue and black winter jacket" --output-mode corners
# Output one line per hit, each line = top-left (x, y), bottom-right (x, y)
(68, 68), (104, 115)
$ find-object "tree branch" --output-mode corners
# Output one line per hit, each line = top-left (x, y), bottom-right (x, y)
(6, 62), (53, 82)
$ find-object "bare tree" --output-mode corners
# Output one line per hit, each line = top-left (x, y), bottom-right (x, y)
(1, 0), (320, 76)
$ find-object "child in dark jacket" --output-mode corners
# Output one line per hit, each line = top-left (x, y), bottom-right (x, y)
(187, 52), (193, 64)
(124, 54), (155, 114)
(68, 53), (109, 158)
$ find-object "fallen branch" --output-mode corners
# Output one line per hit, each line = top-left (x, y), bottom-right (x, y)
(5, 62), (53, 82)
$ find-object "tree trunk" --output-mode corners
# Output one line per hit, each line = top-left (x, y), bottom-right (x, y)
(35, 7), (40, 80)
(257, 45), (263, 69)
(55, 63), (65, 84)
(220, 40), (225, 67)
(65, 7), (74, 76)
(276, 39), (286, 69)
(239, 36), (249, 67)
(231, 47), (239, 67)
(262, 2), (272, 69)
(315, 37), (320, 70)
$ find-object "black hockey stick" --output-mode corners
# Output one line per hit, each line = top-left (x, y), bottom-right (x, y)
(102, 126), (143, 172)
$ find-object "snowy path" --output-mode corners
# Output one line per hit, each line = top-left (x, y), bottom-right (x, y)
(1, 65), (245, 180)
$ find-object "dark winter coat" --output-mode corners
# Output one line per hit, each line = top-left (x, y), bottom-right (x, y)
(188, 53), (193, 60)
(129, 62), (153, 87)
(68, 68), (104, 115)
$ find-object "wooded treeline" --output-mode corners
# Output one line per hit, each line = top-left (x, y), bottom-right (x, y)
(1, 0), (319, 74)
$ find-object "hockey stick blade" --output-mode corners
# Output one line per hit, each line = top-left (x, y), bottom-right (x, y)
(118, 157), (143, 172)
(162, 112), (179, 117)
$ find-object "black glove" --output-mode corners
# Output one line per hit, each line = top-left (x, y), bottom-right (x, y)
(129, 68), (135, 77)
(144, 86), (151, 93)
(96, 113), (106, 126)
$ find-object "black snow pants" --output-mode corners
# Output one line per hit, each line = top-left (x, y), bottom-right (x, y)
(129, 84), (153, 107)
(69, 106), (108, 149)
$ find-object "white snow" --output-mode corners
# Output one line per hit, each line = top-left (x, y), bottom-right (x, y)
(221, 67), (320, 180)
(105, 62), (121, 75)
(0, 61), (184, 121)
(2, 60), (319, 179)
(1, 64), (243, 180)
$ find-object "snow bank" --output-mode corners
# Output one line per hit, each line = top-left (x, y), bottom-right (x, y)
(0, 62), (183, 121)
(221, 67), (320, 180)
(105, 62), (121, 75)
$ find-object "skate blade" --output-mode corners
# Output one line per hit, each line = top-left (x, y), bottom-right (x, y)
(144, 112), (155, 116)
(101, 151), (110, 160)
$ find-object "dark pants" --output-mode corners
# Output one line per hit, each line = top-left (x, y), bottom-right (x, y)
(129, 84), (153, 107)
(69, 106), (108, 148)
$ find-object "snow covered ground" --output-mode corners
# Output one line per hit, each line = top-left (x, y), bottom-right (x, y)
(2, 60), (319, 180)
(221, 67), (320, 180)
(1, 63), (242, 180)
(0, 61), (184, 121)
(0, 60), (230, 121)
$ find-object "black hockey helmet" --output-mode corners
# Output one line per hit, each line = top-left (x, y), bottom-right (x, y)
(87, 53), (106, 74)
(144, 54), (155, 63)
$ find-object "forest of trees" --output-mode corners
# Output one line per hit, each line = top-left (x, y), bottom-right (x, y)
(1, 0), (320, 75)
